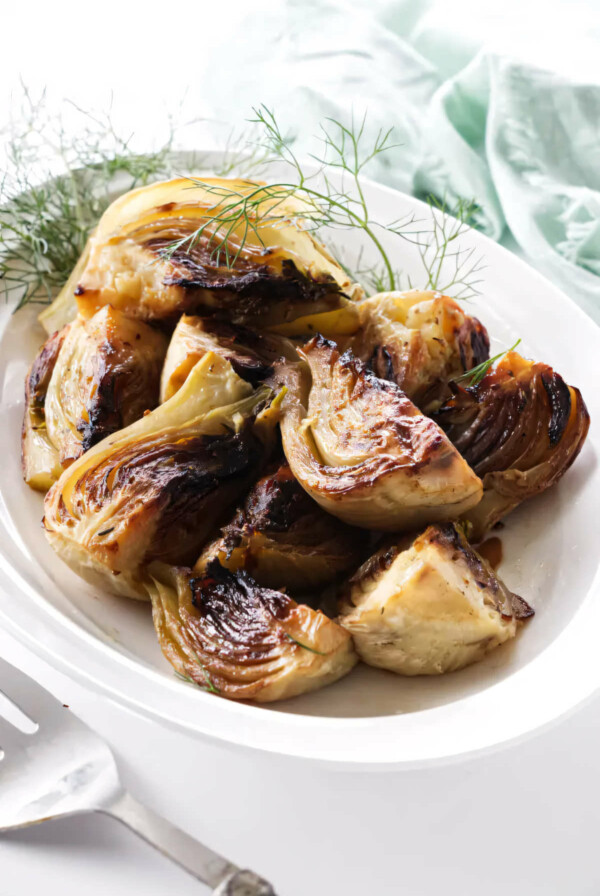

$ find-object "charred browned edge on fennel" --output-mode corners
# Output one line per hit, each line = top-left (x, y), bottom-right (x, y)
(22, 327), (67, 480)
(541, 371), (573, 446)
(341, 523), (533, 620)
(189, 560), (294, 651)
(457, 316), (490, 372)
(304, 334), (450, 472)
(77, 339), (163, 452)
(188, 319), (280, 385)
(425, 523), (533, 619)
(435, 362), (589, 474)
(148, 238), (347, 313)
(306, 332), (432, 399)
(218, 462), (322, 559)
(26, 327), (66, 409)
(53, 428), (267, 565)
(235, 462), (315, 533)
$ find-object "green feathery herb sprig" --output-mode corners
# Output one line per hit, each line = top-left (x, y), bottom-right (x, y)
(415, 195), (486, 300)
(174, 667), (220, 694)
(0, 88), (178, 311)
(285, 632), (327, 655)
(455, 338), (522, 387)
(159, 105), (427, 291)
(1, 95), (486, 311)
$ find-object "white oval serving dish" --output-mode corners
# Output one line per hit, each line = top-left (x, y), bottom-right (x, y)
(0, 153), (598, 767)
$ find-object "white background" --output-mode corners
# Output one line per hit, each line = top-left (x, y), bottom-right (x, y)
(1, 1), (600, 894)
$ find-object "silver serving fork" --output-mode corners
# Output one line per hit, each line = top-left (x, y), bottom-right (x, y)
(0, 657), (277, 895)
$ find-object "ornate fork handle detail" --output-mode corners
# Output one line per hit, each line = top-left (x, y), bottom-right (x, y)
(105, 790), (277, 894)
(214, 869), (278, 896)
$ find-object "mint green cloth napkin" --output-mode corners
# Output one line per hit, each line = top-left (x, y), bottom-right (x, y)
(202, 0), (600, 322)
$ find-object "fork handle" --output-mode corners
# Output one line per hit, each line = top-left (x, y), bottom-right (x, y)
(103, 790), (277, 894)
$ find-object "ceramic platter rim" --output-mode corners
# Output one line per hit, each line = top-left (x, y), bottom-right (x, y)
(0, 152), (598, 768)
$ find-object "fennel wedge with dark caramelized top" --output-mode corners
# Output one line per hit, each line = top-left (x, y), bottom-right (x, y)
(148, 560), (357, 702)
(21, 327), (68, 491)
(433, 351), (590, 538)
(195, 461), (364, 593)
(66, 178), (362, 327)
(275, 335), (483, 531)
(338, 523), (533, 676)
(43, 354), (280, 599)
(44, 305), (168, 466)
(355, 289), (490, 410)
(160, 315), (294, 402)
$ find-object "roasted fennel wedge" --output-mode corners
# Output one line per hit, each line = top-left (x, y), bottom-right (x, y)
(275, 335), (482, 530)
(433, 351), (590, 538)
(21, 327), (67, 492)
(195, 461), (363, 593)
(338, 523), (533, 675)
(45, 305), (167, 466)
(355, 290), (489, 410)
(59, 177), (362, 326)
(43, 354), (280, 599)
(160, 315), (294, 402)
(148, 560), (357, 702)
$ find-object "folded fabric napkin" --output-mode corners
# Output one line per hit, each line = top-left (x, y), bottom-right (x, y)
(201, 0), (600, 322)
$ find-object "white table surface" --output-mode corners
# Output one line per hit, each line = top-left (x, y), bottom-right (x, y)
(2, 626), (600, 896)
(1, 1), (599, 893)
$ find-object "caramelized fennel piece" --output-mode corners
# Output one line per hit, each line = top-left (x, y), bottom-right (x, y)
(355, 290), (489, 410)
(276, 335), (482, 530)
(433, 351), (590, 538)
(338, 523), (533, 675)
(21, 327), (67, 491)
(267, 303), (361, 340)
(45, 305), (167, 466)
(148, 561), (357, 702)
(43, 354), (280, 599)
(160, 315), (295, 402)
(58, 177), (362, 326)
(195, 461), (364, 593)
